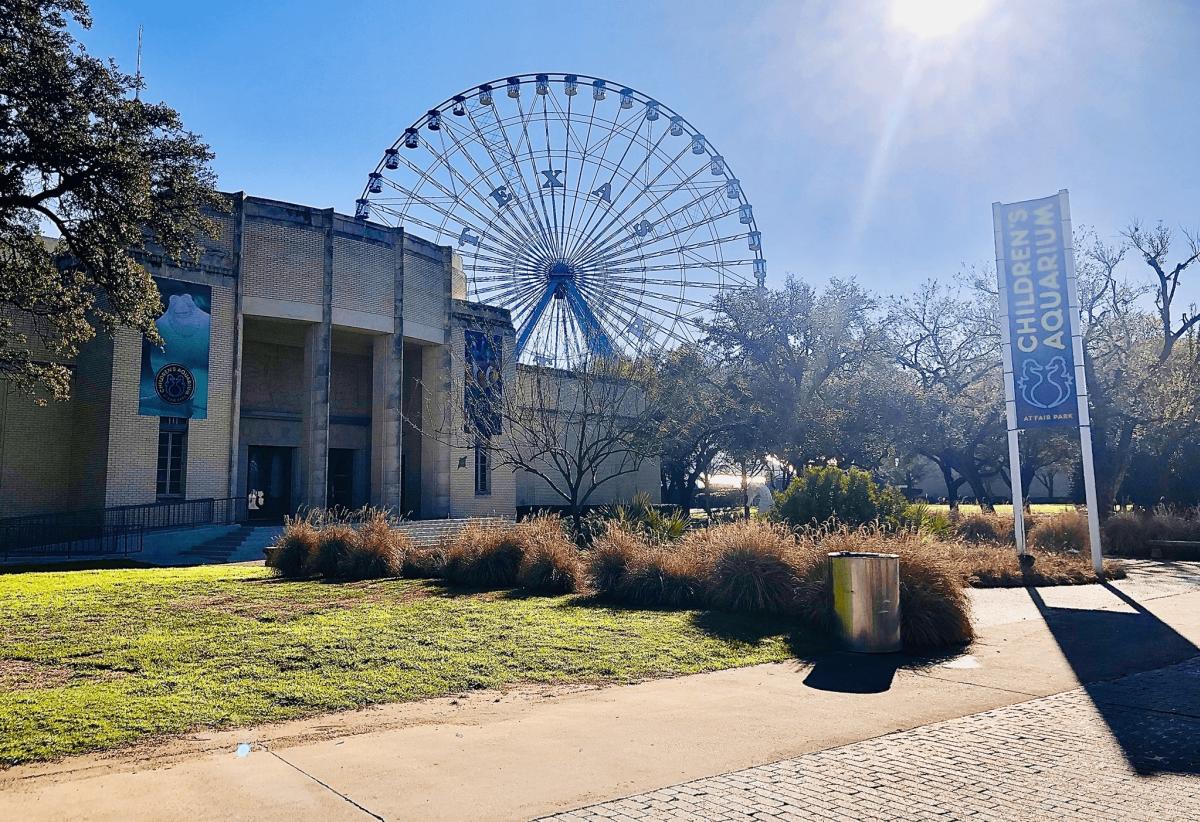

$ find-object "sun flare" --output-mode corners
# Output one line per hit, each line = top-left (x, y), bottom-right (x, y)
(892, 0), (989, 38)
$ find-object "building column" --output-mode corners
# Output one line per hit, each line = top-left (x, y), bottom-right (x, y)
(371, 333), (402, 511)
(299, 210), (334, 511)
(370, 228), (405, 512)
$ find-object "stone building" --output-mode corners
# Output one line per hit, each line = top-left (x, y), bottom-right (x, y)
(0, 192), (659, 523)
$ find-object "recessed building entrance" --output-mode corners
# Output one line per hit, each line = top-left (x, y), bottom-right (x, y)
(247, 445), (293, 521)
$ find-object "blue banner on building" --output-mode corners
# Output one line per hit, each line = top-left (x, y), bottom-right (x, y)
(138, 278), (211, 419)
(464, 329), (502, 437)
(996, 195), (1078, 429)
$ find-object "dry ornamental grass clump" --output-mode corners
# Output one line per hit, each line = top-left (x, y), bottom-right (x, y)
(443, 522), (526, 588)
(1028, 512), (1090, 554)
(266, 515), (319, 578)
(585, 527), (647, 598)
(689, 520), (812, 614)
(957, 512), (1009, 544)
(617, 547), (705, 609)
(1101, 509), (1200, 556)
(306, 524), (361, 578)
(402, 544), (448, 579)
(336, 513), (409, 580)
(516, 518), (583, 593)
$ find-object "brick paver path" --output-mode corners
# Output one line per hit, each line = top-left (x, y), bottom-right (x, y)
(545, 657), (1200, 822)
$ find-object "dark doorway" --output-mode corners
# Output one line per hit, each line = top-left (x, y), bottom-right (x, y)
(247, 445), (293, 522)
(328, 448), (355, 511)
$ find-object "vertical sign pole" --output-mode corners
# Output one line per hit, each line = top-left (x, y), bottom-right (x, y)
(1058, 190), (1104, 574)
(993, 203), (1027, 555)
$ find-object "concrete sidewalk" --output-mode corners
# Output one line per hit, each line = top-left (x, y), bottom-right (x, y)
(1, 562), (1198, 821)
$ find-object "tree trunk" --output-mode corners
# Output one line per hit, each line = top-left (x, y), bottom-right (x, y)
(1095, 420), (1136, 519)
(962, 462), (994, 512)
(938, 461), (959, 511)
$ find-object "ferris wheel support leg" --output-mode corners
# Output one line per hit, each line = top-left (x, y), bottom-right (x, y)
(514, 282), (558, 360)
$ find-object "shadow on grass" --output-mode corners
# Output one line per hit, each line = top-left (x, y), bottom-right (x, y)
(0, 558), (153, 574)
(1027, 582), (1200, 775)
(237, 575), (968, 696)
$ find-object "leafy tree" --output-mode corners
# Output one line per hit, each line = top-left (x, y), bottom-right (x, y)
(1, 0), (222, 398)
(888, 278), (1004, 509)
(649, 343), (751, 512)
(771, 465), (906, 528)
(703, 276), (888, 472)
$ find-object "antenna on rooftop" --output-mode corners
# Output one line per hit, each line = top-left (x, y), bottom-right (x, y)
(134, 25), (143, 100)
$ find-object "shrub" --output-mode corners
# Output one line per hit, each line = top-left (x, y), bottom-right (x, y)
(607, 492), (688, 543)
(1029, 512), (1089, 554)
(443, 522), (526, 588)
(895, 545), (975, 649)
(772, 466), (905, 529)
(267, 516), (319, 578)
(336, 514), (408, 580)
(306, 524), (360, 577)
(691, 520), (809, 614)
(517, 539), (583, 593)
(402, 544), (447, 579)
(1100, 510), (1200, 556)
(618, 548), (704, 608)
(516, 518), (583, 593)
(898, 503), (953, 537)
(586, 527), (648, 598)
(807, 528), (973, 648)
(1100, 512), (1149, 556)
(957, 512), (1008, 544)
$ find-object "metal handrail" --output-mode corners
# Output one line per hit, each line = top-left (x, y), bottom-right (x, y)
(0, 497), (245, 559)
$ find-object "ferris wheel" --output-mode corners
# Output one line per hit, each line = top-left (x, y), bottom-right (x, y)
(356, 72), (765, 368)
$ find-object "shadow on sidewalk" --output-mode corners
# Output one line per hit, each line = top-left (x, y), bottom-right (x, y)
(801, 652), (905, 694)
(1027, 582), (1200, 775)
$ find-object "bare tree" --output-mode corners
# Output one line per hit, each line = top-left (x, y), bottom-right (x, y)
(889, 278), (1004, 509)
(1123, 221), (1200, 362)
(1078, 223), (1200, 511)
(414, 353), (662, 537)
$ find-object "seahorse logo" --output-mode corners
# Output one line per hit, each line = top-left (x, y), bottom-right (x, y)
(1017, 356), (1074, 410)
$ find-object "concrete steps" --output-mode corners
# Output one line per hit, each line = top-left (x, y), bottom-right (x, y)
(179, 525), (278, 564)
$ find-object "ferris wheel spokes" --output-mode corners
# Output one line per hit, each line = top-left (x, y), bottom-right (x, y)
(358, 73), (765, 368)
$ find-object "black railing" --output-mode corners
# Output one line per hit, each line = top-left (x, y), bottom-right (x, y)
(0, 497), (245, 560)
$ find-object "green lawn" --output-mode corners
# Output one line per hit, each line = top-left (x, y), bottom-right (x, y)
(0, 564), (809, 766)
(922, 503), (1078, 516)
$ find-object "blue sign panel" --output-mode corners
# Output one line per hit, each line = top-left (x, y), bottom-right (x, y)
(464, 329), (503, 437)
(139, 278), (211, 419)
(997, 195), (1078, 429)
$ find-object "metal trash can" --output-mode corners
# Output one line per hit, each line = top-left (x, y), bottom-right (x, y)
(828, 551), (901, 653)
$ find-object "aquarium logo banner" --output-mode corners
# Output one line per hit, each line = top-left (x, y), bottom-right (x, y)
(997, 195), (1079, 429)
(139, 278), (211, 419)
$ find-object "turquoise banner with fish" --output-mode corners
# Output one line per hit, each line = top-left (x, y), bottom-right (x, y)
(138, 278), (211, 419)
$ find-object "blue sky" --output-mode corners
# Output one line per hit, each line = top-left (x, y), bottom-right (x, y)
(84, 0), (1199, 299)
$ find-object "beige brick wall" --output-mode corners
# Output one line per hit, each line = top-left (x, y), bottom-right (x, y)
(101, 276), (236, 507)
(331, 350), (372, 417)
(101, 327), (159, 506)
(446, 324), (516, 518)
(403, 242), (447, 336)
(242, 219), (324, 304)
(0, 381), (75, 518)
(333, 236), (393, 317)
(68, 337), (114, 510)
(184, 281), (235, 500)
(241, 339), (305, 414)
(0, 308), (76, 365)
